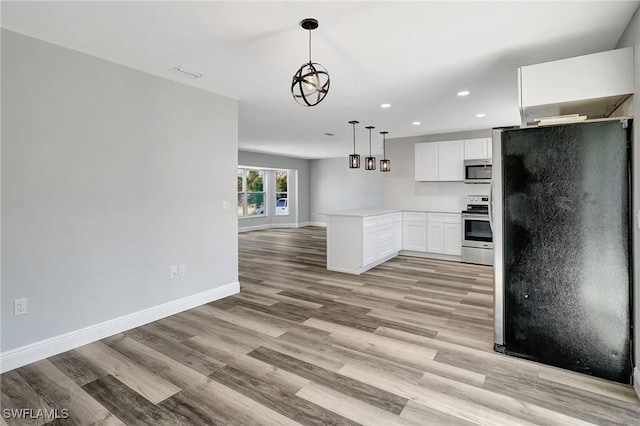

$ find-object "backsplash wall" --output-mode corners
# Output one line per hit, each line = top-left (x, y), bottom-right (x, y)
(383, 129), (492, 211)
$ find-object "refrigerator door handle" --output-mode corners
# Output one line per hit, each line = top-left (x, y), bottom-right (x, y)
(488, 179), (494, 231)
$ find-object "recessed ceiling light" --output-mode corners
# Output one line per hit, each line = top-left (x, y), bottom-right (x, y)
(476, 113), (486, 118)
(412, 121), (421, 126)
(380, 103), (391, 108)
(457, 91), (470, 96)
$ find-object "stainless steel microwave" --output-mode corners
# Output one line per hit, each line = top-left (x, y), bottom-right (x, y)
(464, 159), (492, 184)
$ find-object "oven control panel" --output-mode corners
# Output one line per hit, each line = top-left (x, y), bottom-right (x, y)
(467, 195), (489, 206)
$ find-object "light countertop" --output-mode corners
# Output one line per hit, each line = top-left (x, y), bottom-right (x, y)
(327, 208), (401, 217)
(327, 208), (462, 217)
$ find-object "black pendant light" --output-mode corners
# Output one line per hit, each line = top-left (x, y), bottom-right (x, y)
(291, 18), (330, 107)
(348, 120), (360, 168)
(365, 126), (376, 170)
(380, 131), (390, 172)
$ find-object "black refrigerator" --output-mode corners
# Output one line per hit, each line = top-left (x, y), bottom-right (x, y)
(492, 119), (633, 384)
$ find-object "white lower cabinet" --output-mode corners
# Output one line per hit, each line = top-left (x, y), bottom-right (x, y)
(427, 213), (461, 256)
(328, 210), (462, 275)
(443, 222), (462, 256)
(394, 213), (403, 252)
(377, 224), (395, 258)
(402, 212), (427, 252)
(327, 211), (403, 275)
(362, 227), (378, 265)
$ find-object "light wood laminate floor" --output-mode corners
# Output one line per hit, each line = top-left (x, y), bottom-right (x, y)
(1, 227), (639, 425)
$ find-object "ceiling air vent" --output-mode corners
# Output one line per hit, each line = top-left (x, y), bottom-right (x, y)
(169, 66), (204, 79)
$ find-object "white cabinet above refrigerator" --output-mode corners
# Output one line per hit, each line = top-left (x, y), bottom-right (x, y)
(518, 47), (633, 125)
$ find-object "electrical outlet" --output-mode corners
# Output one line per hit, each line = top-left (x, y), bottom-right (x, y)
(178, 264), (186, 277)
(170, 265), (178, 279)
(14, 298), (27, 316)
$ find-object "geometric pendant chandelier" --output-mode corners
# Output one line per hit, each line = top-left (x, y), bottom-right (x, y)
(291, 18), (330, 107)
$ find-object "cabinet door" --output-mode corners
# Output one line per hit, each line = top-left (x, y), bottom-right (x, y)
(438, 140), (464, 181)
(402, 221), (427, 252)
(377, 224), (395, 258)
(415, 143), (438, 181)
(443, 222), (462, 256)
(427, 221), (444, 253)
(394, 221), (403, 251)
(486, 138), (493, 159)
(464, 138), (488, 160)
(363, 227), (378, 265)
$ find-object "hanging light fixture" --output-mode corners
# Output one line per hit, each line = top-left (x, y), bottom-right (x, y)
(291, 18), (330, 107)
(365, 126), (376, 170)
(380, 131), (390, 172)
(348, 120), (360, 168)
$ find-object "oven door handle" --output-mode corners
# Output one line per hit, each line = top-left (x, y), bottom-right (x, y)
(462, 214), (490, 220)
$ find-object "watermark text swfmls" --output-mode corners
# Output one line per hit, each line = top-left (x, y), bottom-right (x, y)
(2, 408), (69, 420)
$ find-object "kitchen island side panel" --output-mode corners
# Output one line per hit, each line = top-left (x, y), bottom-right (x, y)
(327, 215), (363, 274)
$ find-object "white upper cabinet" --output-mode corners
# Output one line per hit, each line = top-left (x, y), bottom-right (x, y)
(464, 138), (491, 160)
(438, 140), (464, 181)
(414, 142), (438, 181)
(518, 47), (633, 125)
(415, 140), (463, 181)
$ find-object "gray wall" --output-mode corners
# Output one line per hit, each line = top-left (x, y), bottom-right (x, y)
(309, 158), (385, 224)
(237, 151), (310, 228)
(383, 129), (491, 211)
(617, 5), (640, 387)
(1, 30), (239, 351)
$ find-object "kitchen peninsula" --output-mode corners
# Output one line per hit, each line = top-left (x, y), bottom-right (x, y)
(326, 208), (462, 274)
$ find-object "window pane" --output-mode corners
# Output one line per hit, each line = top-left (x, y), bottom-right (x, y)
(237, 193), (244, 217)
(246, 170), (264, 192)
(237, 169), (243, 192)
(276, 170), (288, 192)
(275, 194), (288, 216)
(247, 193), (265, 216)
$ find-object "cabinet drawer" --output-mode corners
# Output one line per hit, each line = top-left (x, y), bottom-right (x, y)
(377, 223), (394, 239)
(363, 216), (378, 229)
(403, 211), (427, 222)
(393, 212), (403, 222)
(377, 230), (395, 258)
(377, 214), (394, 226)
(427, 213), (460, 224)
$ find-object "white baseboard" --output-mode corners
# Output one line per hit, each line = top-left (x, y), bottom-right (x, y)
(634, 367), (640, 399)
(304, 221), (326, 227)
(271, 223), (299, 229)
(238, 222), (325, 232)
(0, 281), (239, 373)
(399, 250), (461, 262)
(238, 224), (272, 232)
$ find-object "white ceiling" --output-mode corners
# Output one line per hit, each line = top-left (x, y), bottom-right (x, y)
(2, 1), (638, 159)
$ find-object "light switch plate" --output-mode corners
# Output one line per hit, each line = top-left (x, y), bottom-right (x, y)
(222, 201), (230, 212)
(170, 266), (178, 279)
